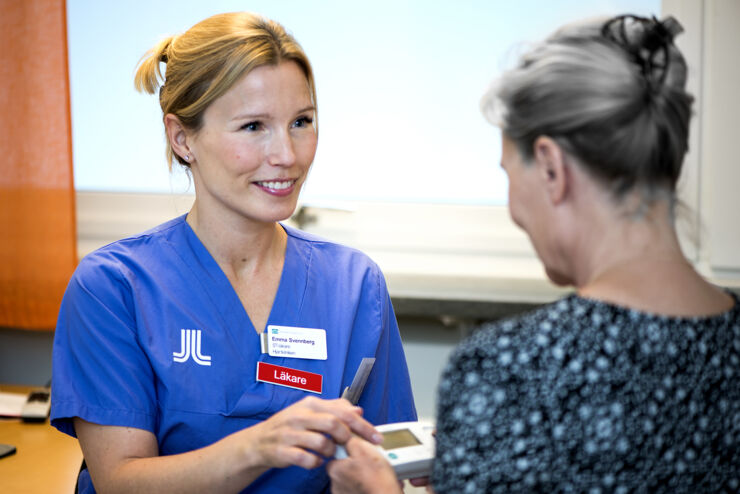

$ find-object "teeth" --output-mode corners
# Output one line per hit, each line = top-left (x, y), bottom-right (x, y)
(258, 180), (293, 190)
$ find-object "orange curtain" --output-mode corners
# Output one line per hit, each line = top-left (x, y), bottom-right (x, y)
(0, 0), (77, 330)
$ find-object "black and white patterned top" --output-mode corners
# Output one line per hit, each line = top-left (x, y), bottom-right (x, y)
(432, 293), (740, 493)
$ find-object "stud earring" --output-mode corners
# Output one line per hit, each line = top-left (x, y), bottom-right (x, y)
(185, 154), (190, 162)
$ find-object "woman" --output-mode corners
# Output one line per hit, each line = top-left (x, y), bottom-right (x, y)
(327, 14), (739, 493)
(50, 12), (416, 493)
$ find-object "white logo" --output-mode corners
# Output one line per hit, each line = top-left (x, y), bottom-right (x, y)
(173, 329), (212, 366)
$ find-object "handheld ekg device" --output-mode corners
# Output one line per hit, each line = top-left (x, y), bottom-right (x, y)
(335, 420), (436, 480)
(337, 359), (435, 479)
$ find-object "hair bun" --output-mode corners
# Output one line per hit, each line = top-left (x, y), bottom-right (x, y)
(643, 16), (683, 53)
(602, 14), (684, 91)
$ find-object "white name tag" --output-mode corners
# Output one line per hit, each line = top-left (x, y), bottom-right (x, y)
(264, 325), (327, 360)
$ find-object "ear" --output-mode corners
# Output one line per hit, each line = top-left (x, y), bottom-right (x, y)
(164, 114), (193, 162)
(533, 136), (569, 205)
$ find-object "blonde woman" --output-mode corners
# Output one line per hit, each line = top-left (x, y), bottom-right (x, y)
(51, 12), (416, 493)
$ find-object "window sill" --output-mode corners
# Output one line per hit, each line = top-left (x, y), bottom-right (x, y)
(75, 191), (738, 315)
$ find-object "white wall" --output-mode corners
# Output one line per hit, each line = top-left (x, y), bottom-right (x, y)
(699, 0), (740, 276)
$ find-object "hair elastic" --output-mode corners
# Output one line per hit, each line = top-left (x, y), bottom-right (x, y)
(601, 14), (683, 92)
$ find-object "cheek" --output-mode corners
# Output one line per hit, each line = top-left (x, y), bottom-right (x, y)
(508, 201), (522, 228)
(297, 135), (318, 163)
(223, 140), (260, 169)
(507, 184), (526, 228)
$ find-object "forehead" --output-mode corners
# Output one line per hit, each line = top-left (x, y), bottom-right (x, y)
(211, 61), (313, 115)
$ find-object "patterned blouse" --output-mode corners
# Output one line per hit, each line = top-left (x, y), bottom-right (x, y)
(432, 293), (740, 493)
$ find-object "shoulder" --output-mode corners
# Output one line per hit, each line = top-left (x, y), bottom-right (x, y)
(450, 295), (583, 362)
(73, 215), (188, 286)
(283, 223), (382, 272)
(439, 294), (614, 398)
(80, 215), (186, 264)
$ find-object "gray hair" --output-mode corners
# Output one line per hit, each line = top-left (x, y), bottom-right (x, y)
(482, 15), (694, 199)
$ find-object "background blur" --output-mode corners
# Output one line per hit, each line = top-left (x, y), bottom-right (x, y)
(68, 0), (657, 205)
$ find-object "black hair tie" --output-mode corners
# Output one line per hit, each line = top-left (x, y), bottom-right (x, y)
(601, 14), (683, 96)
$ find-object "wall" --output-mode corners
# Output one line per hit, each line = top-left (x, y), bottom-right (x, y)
(0, 328), (54, 387)
(701, 0), (740, 277)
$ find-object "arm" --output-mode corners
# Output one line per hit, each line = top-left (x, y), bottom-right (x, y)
(355, 267), (417, 423)
(76, 396), (382, 493)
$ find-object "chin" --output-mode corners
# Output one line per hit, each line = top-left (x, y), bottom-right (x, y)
(544, 266), (573, 287)
(265, 201), (300, 223)
(249, 207), (296, 225)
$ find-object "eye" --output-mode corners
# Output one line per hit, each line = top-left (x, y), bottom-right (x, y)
(292, 116), (314, 128)
(241, 121), (261, 132)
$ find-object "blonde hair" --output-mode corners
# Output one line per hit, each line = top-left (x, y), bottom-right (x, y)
(135, 12), (317, 169)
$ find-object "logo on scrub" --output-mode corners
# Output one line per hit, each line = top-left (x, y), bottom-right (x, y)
(172, 329), (212, 366)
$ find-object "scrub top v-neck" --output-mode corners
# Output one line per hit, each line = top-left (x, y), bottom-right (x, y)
(51, 214), (417, 494)
(179, 218), (302, 336)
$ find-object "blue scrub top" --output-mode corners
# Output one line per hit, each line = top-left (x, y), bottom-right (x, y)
(51, 215), (417, 493)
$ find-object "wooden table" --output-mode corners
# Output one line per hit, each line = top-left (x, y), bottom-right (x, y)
(0, 385), (82, 494)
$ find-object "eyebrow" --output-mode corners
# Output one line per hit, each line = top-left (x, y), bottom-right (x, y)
(230, 106), (316, 122)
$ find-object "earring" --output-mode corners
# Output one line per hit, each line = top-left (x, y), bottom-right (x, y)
(185, 154), (190, 162)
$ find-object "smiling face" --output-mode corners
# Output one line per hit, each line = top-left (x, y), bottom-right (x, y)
(183, 61), (317, 226)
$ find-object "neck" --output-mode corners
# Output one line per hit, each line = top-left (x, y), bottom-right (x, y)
(547, 177), (731, 316)
(571, 196), (685, 290)
(186, 200), (286, 278)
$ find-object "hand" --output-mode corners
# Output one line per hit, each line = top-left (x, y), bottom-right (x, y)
(326, 436), (402, 494)
(242, 396), (383, 470)
(73, 397), (383, 493)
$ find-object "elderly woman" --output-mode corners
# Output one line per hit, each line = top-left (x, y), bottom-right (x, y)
(327, 14), (739, 493)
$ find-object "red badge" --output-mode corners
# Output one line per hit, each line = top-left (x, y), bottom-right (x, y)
(256, 361), (323, 394)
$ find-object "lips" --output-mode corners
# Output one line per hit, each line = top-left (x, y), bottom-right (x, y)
(253, 179), (298, 196)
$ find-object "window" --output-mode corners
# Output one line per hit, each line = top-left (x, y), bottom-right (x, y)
(72, 0), (698, 303)
(68, 0), (659, 204)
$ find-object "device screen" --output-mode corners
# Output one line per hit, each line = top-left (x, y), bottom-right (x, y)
(380, 429), (421, 450)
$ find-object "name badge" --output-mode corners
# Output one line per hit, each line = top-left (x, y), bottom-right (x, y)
(256, 361), (323, 394)
(262, 325), (327, 360)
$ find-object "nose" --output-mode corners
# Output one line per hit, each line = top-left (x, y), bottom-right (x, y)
(266, 129), (296, 167)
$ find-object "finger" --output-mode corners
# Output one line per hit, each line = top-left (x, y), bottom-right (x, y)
(409, 476), (431, 487)
(276, 426), (338, 459)
(279, 445), (324, 470)
(345, 435), (383, 458)
(297, 399), (381, 445)
(323, 404), (380, 445)
(345, 414), (383, 445)
(326, 443), (401, 494)
(301, 397), (365, 423)
(290, 410), (354, 446)
(326, 459), (356, 494)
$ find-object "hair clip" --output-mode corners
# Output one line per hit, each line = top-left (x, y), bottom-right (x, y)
(601, 14), (683, 91)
